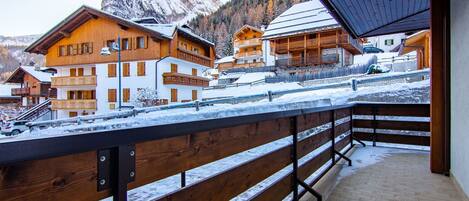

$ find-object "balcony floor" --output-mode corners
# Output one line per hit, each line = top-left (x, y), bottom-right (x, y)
(313, 146), (466, 201)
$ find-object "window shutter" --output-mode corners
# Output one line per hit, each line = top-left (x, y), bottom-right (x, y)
(123, 88), (130, 102)
(171, 63), (178, 73)
(145, 36), (149, 49)
(192, 68), (197, 76)
(108, 89), (116, 102)
(89, 42), (93, 54)
(137, 62), (146, 76)
(108, 64), (116, 77)
(171, 88), (177, 102)
(192, 90), (197, 101)
(123, 63), (130, 77)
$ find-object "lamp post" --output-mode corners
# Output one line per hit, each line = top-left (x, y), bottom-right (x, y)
(101, 35), (122, 110)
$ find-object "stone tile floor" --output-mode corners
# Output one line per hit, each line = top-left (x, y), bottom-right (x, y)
(325, 146), (466, 201)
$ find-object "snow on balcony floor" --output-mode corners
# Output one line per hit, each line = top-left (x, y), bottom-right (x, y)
(322, 146), (465, 201)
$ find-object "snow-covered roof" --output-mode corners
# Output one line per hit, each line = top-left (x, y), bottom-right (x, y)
(21, 66), (52, 82)
(218, 72), (245, 79)
(234, 72), (275, 84)
(215, 56), (234, 64)
(263, 0), (340, 39)
(141, 24), (177, 38)
(5, 66), (52, 83)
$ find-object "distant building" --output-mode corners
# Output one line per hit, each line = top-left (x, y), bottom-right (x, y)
(366, 33), (406, 52)
(25, 6), (214, 119)
(215, 56), (235, 72)
(4, 66), (55, 107)
(263, 0), (363, 74)
(233, 25), (265, 68)
(397, 30), (430, 69)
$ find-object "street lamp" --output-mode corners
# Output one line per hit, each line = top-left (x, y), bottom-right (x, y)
(101, 35), (122, 110)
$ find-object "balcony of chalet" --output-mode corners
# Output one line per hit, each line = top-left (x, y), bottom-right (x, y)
(162, 72), (210, 87)
(234, 38), (262, 48)
(11, 83), (54, 97)
(234, 50), (263, 59)
(177, 48), (212, 67)
(51, 75), (97, 87)
(51, 99), (97, 110)
(2, 103), (465, 201)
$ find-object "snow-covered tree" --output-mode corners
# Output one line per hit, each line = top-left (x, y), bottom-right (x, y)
(132, 88), (159, 107)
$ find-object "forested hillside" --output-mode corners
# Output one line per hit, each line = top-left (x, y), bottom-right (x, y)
(188, 0), (305, 57)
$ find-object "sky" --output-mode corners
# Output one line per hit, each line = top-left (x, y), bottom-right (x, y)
(0, 0), (102, 36)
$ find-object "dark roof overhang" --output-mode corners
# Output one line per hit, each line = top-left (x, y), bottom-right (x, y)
(320, 0), (430, 38)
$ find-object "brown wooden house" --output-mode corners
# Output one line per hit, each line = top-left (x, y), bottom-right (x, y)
(4, 66), (56, 107)
(263, 1), (363, 72)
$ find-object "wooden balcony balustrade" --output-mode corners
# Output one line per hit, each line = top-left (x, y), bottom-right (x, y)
(276, 39), (317, 53)
(11, 87), (30, 96)
(51, 99), (97, 110)
(51, 75), (97, 87)
(177, 48), (212, 67)
(233, 62), (265, 68)
(0, 103), (430, 201)
(275, 54), (338, 67)
(163, 72), (210, 87)
(234, 50), (262, 58)
(234, 38), (262, 47)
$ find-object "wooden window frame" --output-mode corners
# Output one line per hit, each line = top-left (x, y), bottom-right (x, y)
(108, 89), (117, 103)
(123, 63), (130, 77)
(70, 68), (77, 77)
(137, 62), (146, 76)
(91, 67), (96, 76)
(77, 68), (84, 76)
(137, 36), (145, 49)
(122, 38), (130, 50)
(108, 64), (117, 77)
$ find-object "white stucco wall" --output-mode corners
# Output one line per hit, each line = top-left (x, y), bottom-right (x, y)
(450, 0), (469, 197)
(366, 33), (406, 52)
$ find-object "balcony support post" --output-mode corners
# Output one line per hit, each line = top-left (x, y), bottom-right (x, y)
(331, 110), (336, 165)
(372, 106), (377, 146)
(290, 116), (299, 201)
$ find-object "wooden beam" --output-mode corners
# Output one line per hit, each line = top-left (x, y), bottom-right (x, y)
(430, 0), (451, 174)
(118, 24), (129, 30)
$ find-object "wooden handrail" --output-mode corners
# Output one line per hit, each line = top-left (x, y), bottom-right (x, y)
(0, 103), (430, 200)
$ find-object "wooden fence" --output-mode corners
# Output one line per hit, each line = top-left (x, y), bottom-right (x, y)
(0, 103), (430, 201)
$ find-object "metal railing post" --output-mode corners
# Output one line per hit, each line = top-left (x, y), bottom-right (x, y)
(351, 79), (358, 91)
(290, 116), (299, 201)
(372, 106), (377, 147)
(181, 171), (186, 187)
(331, 110), (336, 165)
(268, 91), (273, 102)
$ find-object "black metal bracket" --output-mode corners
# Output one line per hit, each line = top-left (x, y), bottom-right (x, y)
(353, 137), (366, 147)
(297, 179), (322, 201)
(97, 144), (136, 196)
(334, 150), (352, 166)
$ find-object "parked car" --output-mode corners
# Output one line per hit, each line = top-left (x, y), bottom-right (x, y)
(366, 64), (390, 74)
(363, 46), (385, 54)
(1, 120), (29, 136)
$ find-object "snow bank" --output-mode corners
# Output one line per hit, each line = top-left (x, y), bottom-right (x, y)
(203, 82), (302, 99)
(233, 72), (275, 84)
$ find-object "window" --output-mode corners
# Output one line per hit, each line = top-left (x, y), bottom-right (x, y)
(107, 40), (115, 49)
(122, 38), (130, 50)
(59, 46), (67, 56)
(137, 62), (146, 76)
(91, 67), (96, 76)
(81, 42), (93, 54)
(171, 88), (178, 102)
(69, 112), (78, 117)
(192, 90), (197, 101)
(192, 68), (197, 76)
(171, 63), (178, 73)
(384, 39), (394, 46)
(123, 63), (130, 77)
(70, 68), (77, 77)
(193, 47), (199, 53)
(108, 89), (116, 102)
(123, 88), (130, 102)
(77, 68), (84, 76)
(137, 36), (145, 49)
(67, 45), (74, 56)
(108, 64), (117, 77)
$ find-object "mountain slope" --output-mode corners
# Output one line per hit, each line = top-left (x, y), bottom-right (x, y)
(188, 0), (305, 57)
(0, 35), (44, 81)
(102, 0), (230, 24)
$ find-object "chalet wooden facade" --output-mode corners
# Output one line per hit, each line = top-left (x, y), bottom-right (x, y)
(4, 66), (55, 107)
(398, 30), (430, 69)
(232, 25), (265, 69)
(263, 1), (363, 72)
(25, 6), (215, 119)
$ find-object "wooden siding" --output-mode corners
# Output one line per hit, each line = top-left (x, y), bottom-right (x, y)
(45, 17), (162, 67)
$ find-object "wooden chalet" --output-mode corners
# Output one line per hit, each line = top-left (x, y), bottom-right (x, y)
(263, 0), (363, 70)
(232, 25), (265, 69)
(398, 30), (431, 69)
(4, 66), (56, 107)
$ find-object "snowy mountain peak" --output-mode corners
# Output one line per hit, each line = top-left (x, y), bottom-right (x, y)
(101, 0), (230, 24)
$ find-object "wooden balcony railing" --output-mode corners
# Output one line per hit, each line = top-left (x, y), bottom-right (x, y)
(52, 75), (97, 87)
(163, 72), (210, 87)
(233, 62), (265, 68)
(276, 39), (317, 53)
(234, 50), (262, 58)
(339, 34), (364, 53)
(11, 87), (30, 96)
(0, 103), (430, 201)
(51, 99), (97, 110)
(275, 54), (339, 67)
(234, 38), (262, 47)
(177, 48), (212, 67)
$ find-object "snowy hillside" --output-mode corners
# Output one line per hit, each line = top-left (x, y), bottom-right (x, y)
(0, 35), (44, 78)
(101, 0), (231, 24)
(0, 35), (40, 47)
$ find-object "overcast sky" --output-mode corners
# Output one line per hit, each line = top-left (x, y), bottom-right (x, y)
(0, 0), (102, 36)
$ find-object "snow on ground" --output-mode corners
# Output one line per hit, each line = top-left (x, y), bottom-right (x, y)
(0, 83), (20, 97)
(233, 72), (275, 84)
